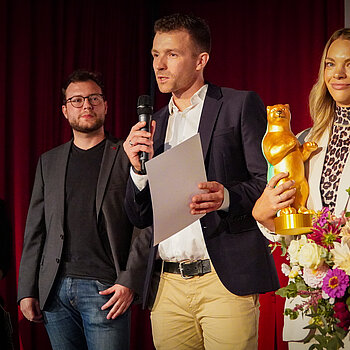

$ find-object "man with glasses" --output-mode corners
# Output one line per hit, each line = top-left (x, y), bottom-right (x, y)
(17, 70), (145, 350)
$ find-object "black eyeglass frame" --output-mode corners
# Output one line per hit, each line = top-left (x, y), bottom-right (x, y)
(65, 93), (104, 108)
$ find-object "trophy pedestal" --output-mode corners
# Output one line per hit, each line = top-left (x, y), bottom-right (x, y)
(274, 213), (314, 235)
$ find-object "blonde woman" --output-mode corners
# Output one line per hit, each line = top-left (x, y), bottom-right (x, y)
(253, 28), (350, 349)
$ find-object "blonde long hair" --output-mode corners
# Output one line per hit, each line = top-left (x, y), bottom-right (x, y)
(308, 28), (350, 142)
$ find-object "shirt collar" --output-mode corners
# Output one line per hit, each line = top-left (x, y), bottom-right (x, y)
(168, 84), (208, 114)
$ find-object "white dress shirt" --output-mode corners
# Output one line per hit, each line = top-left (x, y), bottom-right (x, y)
(131, 84), (229, 262)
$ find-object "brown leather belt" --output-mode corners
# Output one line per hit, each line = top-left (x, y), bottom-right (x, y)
(163, 259), (211, 279)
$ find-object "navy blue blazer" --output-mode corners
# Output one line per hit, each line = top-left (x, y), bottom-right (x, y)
(125, 84), (279, 308)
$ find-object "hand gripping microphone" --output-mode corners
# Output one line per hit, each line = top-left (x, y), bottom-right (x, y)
(137, 95), (153, 175)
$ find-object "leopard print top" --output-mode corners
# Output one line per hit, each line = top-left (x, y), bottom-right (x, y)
(320, 106), (350, 211)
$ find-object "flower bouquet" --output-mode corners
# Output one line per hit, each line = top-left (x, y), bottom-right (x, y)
(275, 188), (350, 350)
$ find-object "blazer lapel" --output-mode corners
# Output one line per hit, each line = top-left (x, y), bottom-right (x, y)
(154, 107), (169, 156)
(198, 84), (223, 160)
(56, 141), (72, 229)
(96, 138), (119, 218)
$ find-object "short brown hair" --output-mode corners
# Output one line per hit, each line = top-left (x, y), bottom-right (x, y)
(62, 70), (105, 104)
(154, 13), (211, 54)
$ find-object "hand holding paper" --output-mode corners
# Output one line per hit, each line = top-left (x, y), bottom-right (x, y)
(190, 181), (224, 215)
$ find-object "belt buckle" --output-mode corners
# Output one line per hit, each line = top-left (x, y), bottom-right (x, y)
(179, 261), (194, 279)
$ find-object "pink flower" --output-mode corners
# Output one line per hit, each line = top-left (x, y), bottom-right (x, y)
(308, 209), (342, 250)
(334, 302), (350, 331)
(322, 268), (349, 298)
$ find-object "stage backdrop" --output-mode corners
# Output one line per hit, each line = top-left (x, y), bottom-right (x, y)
(0, 0), (344, 349)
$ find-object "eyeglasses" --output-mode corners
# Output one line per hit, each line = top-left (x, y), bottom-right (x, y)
(66, 94), (104, 108)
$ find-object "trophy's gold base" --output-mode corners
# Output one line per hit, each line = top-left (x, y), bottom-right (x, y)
(274, 213), (314, 235)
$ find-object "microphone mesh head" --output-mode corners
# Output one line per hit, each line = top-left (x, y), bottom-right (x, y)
(137, 95), (153, 115)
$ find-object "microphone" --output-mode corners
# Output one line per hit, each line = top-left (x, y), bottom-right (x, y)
(137, 95), (153, 174)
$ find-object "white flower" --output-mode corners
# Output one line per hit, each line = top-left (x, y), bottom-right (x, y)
(287, 235), (308, 264)
(289, 265), (301, 279)
(322, 290), (329, 299)
(341, 220), (350, 242)
(281, 263), (291, 277)
(331, 241), (350, 274)
(322, 290), (335, 304)
(298, 243), (325, 269)
(303, 265), (329, 288)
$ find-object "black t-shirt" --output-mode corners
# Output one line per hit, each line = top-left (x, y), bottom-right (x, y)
(61, 139), (116, 284)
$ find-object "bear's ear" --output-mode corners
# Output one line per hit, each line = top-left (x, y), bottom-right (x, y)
(285, 104), (290, 108)
(267, 106), (271, 113)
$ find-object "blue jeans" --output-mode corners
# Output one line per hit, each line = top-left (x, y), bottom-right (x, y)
(43, 277), (130, 350)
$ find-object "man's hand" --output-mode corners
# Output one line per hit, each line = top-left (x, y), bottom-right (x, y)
(99, 284), (134, 320)
(123, 120), (156, 173)
(20, 297), (43, 323)
(190, 181), (225, 215)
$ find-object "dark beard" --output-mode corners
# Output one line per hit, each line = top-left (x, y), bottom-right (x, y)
(69, 117), (104, 133)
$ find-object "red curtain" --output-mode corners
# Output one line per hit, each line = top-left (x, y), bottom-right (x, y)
(0, 1), (344, 349)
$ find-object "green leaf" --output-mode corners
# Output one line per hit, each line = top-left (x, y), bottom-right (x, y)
(276, 283), (298, 298)
(328, 335), (343, 350)
(346, 296), (350, 308)
(314, 335), (327, 347)
(303, 328), (316, 343)
(295, 280), (308, 291)
(280, 236), (288, 256)
(304, 324), (317, 330)
(319, 316), (329, 334)
(308, 345), (322, 350)
(334, 326), (347, 339)
(284, 308), (299, 320)
(269, 243), (278, 253)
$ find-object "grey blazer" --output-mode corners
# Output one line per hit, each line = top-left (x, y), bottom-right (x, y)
(18, 135), (146, 309)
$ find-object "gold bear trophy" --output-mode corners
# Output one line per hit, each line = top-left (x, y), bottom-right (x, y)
(263, 104), (318, 235)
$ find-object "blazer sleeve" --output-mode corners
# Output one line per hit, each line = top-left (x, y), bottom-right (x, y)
(17, 157), (46, 302)
(114, 226), (153, 300)
(124, 177), (153, 229)
(225, 91), (267, 217)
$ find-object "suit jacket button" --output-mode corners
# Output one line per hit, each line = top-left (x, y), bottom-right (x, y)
(60, 235), (64, 240)
(56, 258), (60, 263)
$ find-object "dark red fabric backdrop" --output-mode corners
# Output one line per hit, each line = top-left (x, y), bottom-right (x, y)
(0, 1), (344, 349)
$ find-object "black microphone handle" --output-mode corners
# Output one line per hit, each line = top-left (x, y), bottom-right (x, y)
(138, 113), (152, 174)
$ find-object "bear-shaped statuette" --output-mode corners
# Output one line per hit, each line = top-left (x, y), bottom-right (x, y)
(263, 104), (317, 215)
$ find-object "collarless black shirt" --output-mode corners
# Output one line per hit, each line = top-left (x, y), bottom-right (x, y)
(61, 139), (116, 284)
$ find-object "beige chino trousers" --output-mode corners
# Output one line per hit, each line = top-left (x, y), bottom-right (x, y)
(151, 264), (259, 350)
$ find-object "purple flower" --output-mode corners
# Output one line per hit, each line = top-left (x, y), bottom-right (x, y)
(318, 207), (330, 226)
(322, 268), (349, 298)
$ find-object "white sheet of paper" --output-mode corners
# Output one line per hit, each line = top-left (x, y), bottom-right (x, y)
(145, 133), (207, 245)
